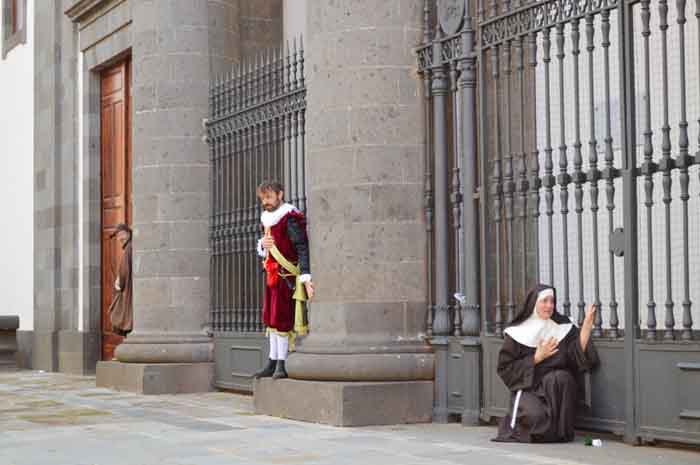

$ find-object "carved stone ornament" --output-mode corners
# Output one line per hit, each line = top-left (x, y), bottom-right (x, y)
(438, 0), (465, 35)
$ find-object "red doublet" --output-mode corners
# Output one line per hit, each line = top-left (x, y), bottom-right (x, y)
(262, 210), (307, 332)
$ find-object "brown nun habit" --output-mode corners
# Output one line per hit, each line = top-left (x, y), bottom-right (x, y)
(493, 284), (599, 443)
(109, 240), (133, 337)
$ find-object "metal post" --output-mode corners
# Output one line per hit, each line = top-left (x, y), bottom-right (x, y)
(460, 7), (480, 338)
(432, 32), (452, 336)
(619, 0), (640, 445)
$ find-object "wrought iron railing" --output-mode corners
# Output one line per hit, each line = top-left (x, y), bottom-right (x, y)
(205, 40), (307, 333)
(420, 0), (700, 340)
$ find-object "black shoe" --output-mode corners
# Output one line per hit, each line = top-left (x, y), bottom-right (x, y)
(253, 359), (276, 379)
(272, 360), (288, 379)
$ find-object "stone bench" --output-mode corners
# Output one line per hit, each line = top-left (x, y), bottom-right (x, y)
(0, 316), (19, 368)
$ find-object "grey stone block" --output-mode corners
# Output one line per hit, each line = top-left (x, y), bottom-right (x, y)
(33, 331), (59, 372)
(157, 193), (209, 222)
(134, 222), (169, 251)
(58, 330), (101, 375)
(16, 330), (33, 369)
(254, 378), (433, 426)
(133, 136), (209, 166)
(170, 166), (210, 194)
(133, 166), (172, 195)
(169, 222), (208, 250)
(96, 361), (215, 394)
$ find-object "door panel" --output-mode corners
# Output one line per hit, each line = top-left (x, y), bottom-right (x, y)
(100, 59), (131, 361)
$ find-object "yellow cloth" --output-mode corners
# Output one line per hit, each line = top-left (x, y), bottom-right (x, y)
(266, 245), (308, 351)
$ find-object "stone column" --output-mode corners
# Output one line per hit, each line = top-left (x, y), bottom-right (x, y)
(256, 0), (434, 426)
(99, 0), (240, 394)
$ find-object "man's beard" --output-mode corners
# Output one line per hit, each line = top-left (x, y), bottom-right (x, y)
(263, 202), (280, 211)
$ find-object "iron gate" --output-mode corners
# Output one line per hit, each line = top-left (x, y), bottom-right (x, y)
(206, 41), (307, 392)
(419, 0), (700, 445)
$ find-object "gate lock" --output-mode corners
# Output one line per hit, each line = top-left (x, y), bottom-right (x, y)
(609, 228), (624, 257)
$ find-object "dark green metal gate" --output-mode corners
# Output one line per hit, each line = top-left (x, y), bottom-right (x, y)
(206, 41), (307, 392)
(419, 0), (700, 445)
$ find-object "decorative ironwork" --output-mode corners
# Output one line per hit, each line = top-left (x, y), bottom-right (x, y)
(205, 40), (307, 334)
(479, 0), (618, 47)
(438, 0), (466, 34)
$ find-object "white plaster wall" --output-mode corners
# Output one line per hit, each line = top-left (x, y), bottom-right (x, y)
(284, 0), (307, 43)
(0, 0), (34, 330)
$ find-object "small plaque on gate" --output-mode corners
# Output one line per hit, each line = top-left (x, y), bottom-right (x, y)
(438, 0), (465, 35)
(610, 228), (625, 257)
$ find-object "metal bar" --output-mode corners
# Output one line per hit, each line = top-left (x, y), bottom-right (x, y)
(423, 0), (434, 337)
(432, 32), (452, 336)
(254, 117), (263, 332)
(225, 131), (232, 333)
(585, 13), (602, 337)
(601, 8), (619, 338)
(556, 22), (572, 318)
(461, 11), (481, 337)
(572, 18), (586, 327)
(234, 126), (241, 332)
(299, 39), (307, 213)
(659, 0), (676, 340)
(516, 35), (528, 293)
(620, 0), (640, 444)
(209, 99), (217, 330)
(492, 44), (504, 336)
(291, 109), (299, 207)
(300, 107), (307, 213)
(641, 0), (657, 340)
(299, 36), (306, 91)
(676, 0), (693, 340)
(246, 122), (254, 333)
(479, 41), (491, 335)
(696, 0), (700, 337)
(451, 60), (463, 337)
(503, 39), (516, 325)
(543, 27), (555, 286)
(528, 31), (540, 285)
(571, 19), (586, 325)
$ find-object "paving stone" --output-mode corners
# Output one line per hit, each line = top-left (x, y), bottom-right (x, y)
(0, 370), (696, 465)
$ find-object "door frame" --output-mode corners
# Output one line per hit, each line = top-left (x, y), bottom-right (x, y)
(76, 49), (133, 367)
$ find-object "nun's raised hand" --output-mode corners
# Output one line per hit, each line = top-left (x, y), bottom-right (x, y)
(583, 303), (596, 329)
(534, 337), (559, 364)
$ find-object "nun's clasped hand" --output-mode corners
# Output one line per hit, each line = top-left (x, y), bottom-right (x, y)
(534, 337), (559, 364)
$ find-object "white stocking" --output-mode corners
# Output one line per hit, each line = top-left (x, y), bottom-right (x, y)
(276, 334), (289, 361)
(268, 333), (279, 360)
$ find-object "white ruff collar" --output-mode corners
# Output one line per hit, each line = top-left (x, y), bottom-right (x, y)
(261, 203), (298, 228)
(504, 292), (573, 348)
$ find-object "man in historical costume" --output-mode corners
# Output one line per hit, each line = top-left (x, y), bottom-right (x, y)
(494, 284), (599, 443)
(253, 181), (314, 380)
(108, 224), (133, 340)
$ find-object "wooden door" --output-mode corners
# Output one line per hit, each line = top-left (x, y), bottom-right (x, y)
(100, 60), (131, 361)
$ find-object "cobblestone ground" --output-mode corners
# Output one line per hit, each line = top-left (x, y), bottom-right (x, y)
(0, 369), (697, 465)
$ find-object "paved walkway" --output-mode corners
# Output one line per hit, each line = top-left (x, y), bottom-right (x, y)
(0, 369), (697, 465)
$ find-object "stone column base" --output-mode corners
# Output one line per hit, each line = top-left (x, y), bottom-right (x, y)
(96, 361), (214, 394)
(253, 378), (433, 426)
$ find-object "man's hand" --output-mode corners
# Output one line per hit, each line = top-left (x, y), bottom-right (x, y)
(304, 281), (314, 300)
(534, 337), (559, 364)
(262, 236), (275, 250)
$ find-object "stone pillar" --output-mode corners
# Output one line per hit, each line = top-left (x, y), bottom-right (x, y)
(98, 0), (240, 394)
(256, 0), (434, 426)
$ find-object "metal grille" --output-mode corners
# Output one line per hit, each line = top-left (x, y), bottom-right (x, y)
(205, 40), (307, 334)
(419, 0), (700, 444)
